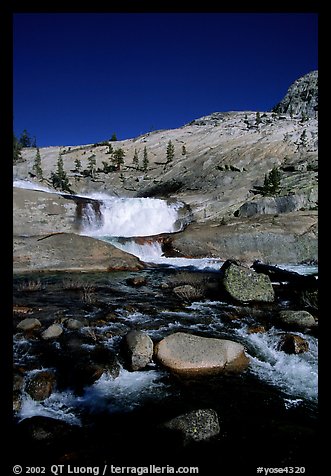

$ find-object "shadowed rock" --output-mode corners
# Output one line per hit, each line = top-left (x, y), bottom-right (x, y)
(162, 408), (220, 445)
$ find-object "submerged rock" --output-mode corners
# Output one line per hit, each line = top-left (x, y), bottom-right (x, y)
(221, 261), (275, 303)
(154, 332), (249, 377)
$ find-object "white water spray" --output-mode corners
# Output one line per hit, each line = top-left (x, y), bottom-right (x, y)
(82, 196), (182, 238)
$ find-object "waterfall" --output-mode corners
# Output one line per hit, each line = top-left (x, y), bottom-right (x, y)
(81, 196), (184, 238)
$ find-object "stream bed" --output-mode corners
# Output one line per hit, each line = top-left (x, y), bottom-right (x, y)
(12, 266), (318, 474)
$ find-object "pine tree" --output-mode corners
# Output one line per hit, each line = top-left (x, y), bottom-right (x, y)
(50, 152), (72, 193)
(255, 111), (262, 125)
(113, 148), (125, 170)
(32, 148), (43, 179)
(110, 133), (117, 142)
(182, 145), (187, 155)
(13, 134), (23, 164)
(166, 140), (175, 163)
(142, 146), (149, 172)
(262, 166), (281, 196)
(133, 148), (139, 169)
(19, 129), (36, 148)
(299, 129), (308, 148)
(106, 143), (113, 154)
(74, 158), (82, 173)
(87, 154), (97, 178)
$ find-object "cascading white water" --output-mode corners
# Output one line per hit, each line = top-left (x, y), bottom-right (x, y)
(82, 195), (182, 238)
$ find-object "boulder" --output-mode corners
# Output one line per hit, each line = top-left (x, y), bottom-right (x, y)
(41, 323), (63, 339)
(25, 370), (56, 401)
(221, 261), (274, 303)
(278, 310), (316, 329)
(65, 318), (86, 330)
(248, 325), (267, 334)
(17, 317), (42, 331)
(16, 415), (78, 443)
(154, 332), (249, 377)
(278, 333), (309, 354)
(124, 330), (154, 371)
(163, 408), (220, 445)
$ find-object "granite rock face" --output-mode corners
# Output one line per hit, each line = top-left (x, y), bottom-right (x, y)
(272, 70), (318, 118)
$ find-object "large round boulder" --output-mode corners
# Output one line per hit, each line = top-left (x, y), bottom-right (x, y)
(154, 332), (249, 377)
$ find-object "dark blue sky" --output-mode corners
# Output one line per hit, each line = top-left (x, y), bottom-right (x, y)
(13, 13), (318, 147)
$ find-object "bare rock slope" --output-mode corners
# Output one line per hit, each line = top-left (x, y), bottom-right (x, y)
(13, 71), (318, 267)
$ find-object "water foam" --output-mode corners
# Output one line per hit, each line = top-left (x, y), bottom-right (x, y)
(235, 325), (318, 403)
(82, 197), (181, 237)
(18, 368), (171, 424)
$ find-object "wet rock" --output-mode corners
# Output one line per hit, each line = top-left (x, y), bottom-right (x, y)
(123, 330), (154, 371)
(16, 415), (78, 443)
(25, 370), (56, 401)
(154, 332), (249, 377)
(278, 310), (316, 329)
(42, 323), (63, 339)
(162, 408), (220, 445)
(221, 261), (275, 303)
(16, 317), (42, 331)
(173, 284), (204, 302)
(91, 345), (121, 378)
(126, 276), (147, 287)
(65, 318), (86, 330)
(13, 368), (25, 412)
(71, 362), (104, 390)
(248, 325), (267, 334)
(278, 333), (309, 354)
(13, 369), (25, 392)
(13, 391), (22, 412)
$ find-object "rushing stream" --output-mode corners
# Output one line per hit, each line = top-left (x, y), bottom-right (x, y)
(13, 180), (318, 471)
